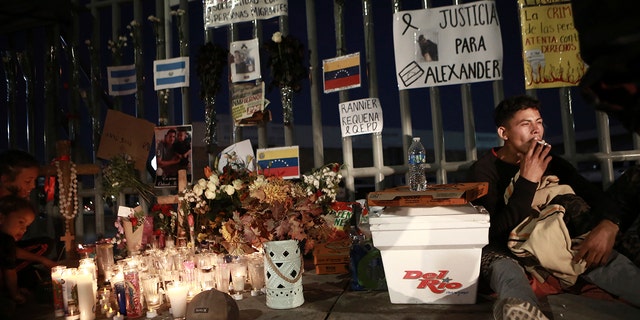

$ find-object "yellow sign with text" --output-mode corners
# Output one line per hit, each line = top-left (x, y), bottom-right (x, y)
(519, 0), (586, 89)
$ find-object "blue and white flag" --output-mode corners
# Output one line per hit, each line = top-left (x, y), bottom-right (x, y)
(107, 64), (137, 96)
(154, 57), (190, 90)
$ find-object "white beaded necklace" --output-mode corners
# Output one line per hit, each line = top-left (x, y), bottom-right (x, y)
(55, 160), (78, 220)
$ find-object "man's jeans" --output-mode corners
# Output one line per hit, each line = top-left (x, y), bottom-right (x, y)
(489, 251), (640, 307)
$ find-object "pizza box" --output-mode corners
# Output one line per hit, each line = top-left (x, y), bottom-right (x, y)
(367, 182), (488, 207)
(313, 238), (351, 265)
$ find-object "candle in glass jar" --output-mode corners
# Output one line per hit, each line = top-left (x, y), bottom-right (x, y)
(165, 282), (189, 319)
(51, 266), (67, 317)
(76, 272), (96, 320)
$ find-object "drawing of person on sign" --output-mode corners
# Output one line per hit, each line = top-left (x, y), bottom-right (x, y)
(417, 33), (439, 62)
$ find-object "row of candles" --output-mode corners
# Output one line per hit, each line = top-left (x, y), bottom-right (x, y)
(52, 241), (266, 319)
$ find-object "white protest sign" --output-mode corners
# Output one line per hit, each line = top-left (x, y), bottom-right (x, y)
(393, 0), (503, 90)
(204, 0), (288, 28)
(339, 98), (383, 137)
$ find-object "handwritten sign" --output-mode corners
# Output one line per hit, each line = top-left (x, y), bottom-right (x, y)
(393, 0), (503, 89)
(231, 81), (265, 122)
(204, 0), (288, 28)
(519, 0), (586, 89)
(338, 98), (384, 137)
(97, 109), (155, 171)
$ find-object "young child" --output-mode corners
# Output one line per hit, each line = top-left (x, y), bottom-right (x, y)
(0, 195), (37, 304)
(0, 150), (57, 286)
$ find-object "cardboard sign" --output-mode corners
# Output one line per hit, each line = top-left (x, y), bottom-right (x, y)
(518, 0), (586, 89)
(97, 109), (155, 171)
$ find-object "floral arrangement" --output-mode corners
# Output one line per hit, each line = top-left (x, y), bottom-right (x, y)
(179, 153), (254, 254)
(102, 154), (155, 206)
(179, 156), (344, 255)
(263, 31), (308, 92)
(112, 207), (146, 257)
(197, 42), (228, 100)
(150, 203), (178, 240)
(197, 42), (229, 149)
(107, 34), (128, 65)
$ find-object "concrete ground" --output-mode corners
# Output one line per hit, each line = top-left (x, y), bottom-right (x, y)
(17, 262), (640, 320)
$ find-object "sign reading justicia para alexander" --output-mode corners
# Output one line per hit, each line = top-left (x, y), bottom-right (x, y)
(392, 0), (503, 90)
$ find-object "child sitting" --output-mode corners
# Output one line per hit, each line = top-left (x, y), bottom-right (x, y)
(0, 195), (38, 305)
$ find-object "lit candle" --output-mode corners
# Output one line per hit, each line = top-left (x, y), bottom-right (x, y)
(76, 272), (96, 320)
(106, 307), (116, 318)
(165, 282), (189, 319)
(113, 312), (124, 320)
(232, 273), (246, 292)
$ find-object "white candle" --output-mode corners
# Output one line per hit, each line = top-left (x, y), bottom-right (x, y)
(75, 273), (96, 320)
(166, 282), (189, 319)
(231, 273), (246, 292)
(112, 312), (124, 320)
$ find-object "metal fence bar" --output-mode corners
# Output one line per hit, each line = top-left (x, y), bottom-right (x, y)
(306, 0), (325, 167)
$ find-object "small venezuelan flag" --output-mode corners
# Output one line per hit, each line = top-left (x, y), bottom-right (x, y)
(323, 52), (361, 93)
(257, 146), (300, 179)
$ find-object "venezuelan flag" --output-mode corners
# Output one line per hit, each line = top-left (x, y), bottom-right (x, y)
(257, 146), (300, 179)
(323, 53), (361, 93)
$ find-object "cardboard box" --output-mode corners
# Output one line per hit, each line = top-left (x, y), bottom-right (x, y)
(313, 238), (351, 265)
(369, 204), (490, 304)
(367, 182), (488, 207)
(315, 263), (350, 275)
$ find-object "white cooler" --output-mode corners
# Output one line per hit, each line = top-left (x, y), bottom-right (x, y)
(369, 203), (490, 304)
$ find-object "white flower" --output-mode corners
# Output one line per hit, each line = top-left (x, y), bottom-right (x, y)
(232, 179), (243, 190)
(222, 185), (235, 196)
(209, 174), (219, 185)
(193, 184), (204, 196)
(205, 189), (216, 200)
(197, 178), (207, 188)
(206, 181), (217, 193)
(272, 31), (282, 43)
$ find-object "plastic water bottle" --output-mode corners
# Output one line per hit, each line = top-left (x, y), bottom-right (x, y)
(408, 137), (427, 191)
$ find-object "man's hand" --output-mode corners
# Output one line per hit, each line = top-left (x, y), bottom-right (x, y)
(572, 219), (619, 268)
(518, 139), (552, 183)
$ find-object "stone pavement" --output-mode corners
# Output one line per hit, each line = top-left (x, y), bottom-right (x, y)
(18, 265), (640, 320)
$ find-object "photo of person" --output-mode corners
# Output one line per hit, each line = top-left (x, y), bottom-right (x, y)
(154, 125), (193, 187)
(417, 33), (439, 62)
(230, 38), (260, 83)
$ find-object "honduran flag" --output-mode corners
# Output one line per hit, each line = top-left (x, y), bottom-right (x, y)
(323, 52), (361, 93)
(154, 57), (189, 90)
(107, 64), (137, 96)
(256, 146), (300, 179)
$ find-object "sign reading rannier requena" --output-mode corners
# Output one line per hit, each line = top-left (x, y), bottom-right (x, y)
(338, 98), (384, 138)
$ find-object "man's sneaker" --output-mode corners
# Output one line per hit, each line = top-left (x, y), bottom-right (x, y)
(493, 297), (550, 320)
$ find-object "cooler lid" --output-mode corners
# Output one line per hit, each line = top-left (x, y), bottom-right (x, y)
(369, 203), (490, 229)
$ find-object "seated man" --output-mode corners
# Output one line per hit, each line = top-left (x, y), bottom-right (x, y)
(467, 95), (640, 320)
